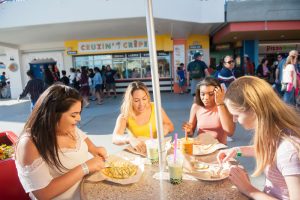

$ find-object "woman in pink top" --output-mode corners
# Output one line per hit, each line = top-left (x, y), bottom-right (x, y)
(217, 76), (300, 200)
(182, 77), (235, 144)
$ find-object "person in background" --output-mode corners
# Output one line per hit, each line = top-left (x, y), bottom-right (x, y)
(275, 54), (285, 96)
(112, 81), (174, 153)
(177, 63), (186, 94)
(15, 84), (107, 200)
(60, 70), (70, 86)
(19, 70), (45, 111)
(101, 65), (107, 97)
(105, 65), (117, 98)
(93, 67), (103, 105)
(0, 71), (6, 86)
(88, 68), (96, 101)
(282, 54), (298, 105)
(43, 66), (54, 88)
(69, 68), (77, 88)
(217, 55), (236, 88)
(243, 55), (255, 75)
(217, 76), (300, 200)
(187, 52), (210, 96)
(79, 67), (90, 108)
(182, 77), (235, 144)
(256, 58), (270, 82)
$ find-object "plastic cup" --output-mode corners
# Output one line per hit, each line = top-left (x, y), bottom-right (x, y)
(167, 154), (184, 185)
(145, 139), (159, 164)
(180, 138), (194, 155)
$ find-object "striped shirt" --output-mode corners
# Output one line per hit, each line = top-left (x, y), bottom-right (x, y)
(264, 136), (300, 199)
(217, 67), (235, 88)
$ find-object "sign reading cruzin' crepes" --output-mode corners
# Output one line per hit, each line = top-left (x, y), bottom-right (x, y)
(78, 38), (148, 53)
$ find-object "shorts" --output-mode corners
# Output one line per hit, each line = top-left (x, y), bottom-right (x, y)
(95, 84), (103, 92)
(191, 78), (201, 96)
(106, 83), (115, 90)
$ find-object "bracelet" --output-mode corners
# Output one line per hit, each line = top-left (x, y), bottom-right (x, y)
(216, 103), (225, 106)
(81, 162), (90, 175)
(235, 147), (242, 157)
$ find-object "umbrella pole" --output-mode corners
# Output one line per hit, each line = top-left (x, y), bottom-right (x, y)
(145, 0), (166, 173)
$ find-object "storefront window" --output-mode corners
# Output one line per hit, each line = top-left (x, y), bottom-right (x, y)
(73, 52), (171, 79)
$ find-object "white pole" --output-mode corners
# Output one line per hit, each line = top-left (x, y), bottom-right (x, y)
(145, 0), (165, 172)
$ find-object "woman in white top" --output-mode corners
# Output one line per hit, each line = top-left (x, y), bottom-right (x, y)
(15, 84), (107, 200)
(282, 53), (298, 105)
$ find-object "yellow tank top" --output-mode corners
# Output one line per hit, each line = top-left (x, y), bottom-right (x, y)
(127, 102), (157, 138)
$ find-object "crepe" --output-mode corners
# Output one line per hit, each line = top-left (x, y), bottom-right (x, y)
(102, 160), (138, 179)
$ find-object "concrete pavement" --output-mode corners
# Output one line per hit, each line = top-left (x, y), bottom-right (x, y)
(0, 93), (264, 190)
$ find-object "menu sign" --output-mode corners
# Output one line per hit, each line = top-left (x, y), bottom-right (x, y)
(79, 38), (148, 53)
(112, 54), (126, 58)
(259, 44), (300, 54)
(127, 53), (140, 58)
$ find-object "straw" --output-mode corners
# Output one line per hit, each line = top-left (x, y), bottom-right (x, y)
(185, 130), (188, 141)
(173, 133), (178, 163)
(149, 123), (154, 142)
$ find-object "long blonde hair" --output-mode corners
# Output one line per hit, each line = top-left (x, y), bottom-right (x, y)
(284, 55), (297, 69)
(120, 81), (151, 119)
(225, 76), (300, 176)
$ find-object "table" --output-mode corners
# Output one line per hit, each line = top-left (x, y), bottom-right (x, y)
(81, 150), (248, 200)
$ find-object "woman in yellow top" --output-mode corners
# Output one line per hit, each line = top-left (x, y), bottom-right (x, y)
(112, 81), (174, 153)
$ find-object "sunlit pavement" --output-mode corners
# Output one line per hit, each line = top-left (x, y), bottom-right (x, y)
(0, 93), (265, 190)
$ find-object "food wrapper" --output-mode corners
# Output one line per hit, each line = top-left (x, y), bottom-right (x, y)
(192, 133), (227, 155)
(188, 162), (230, 181)
(124, 136), (172, 157)
(85, 155), (144, 185)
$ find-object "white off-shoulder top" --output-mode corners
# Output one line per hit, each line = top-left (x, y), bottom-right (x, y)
(15, 128), (89, 200)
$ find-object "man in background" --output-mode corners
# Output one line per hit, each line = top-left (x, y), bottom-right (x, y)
(19, 70), (45, 111)
(187, 52), (210, 96)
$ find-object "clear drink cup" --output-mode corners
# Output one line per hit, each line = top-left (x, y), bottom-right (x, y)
(167, 154), (184, 184)
(145, 139), (159, 164)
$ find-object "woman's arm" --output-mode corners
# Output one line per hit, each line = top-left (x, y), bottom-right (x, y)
(17, 137), (104, 200)
(188, 104), (197, 136)
(217, 146), (255, 163)
(284, 176), (300, 200)
(229, 166), (277, 200)
(112, 114), (129, 145)
(217, 105), (235, 136)
(161, 107), (174, 136)
(214, 86), (235, 135)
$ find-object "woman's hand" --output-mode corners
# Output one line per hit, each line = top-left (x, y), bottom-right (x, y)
(92, 147), (108, 161)
(134, 141), (146, 154)
(229, 166), (255, 196)
(214, 86), (225, 105)
(129, 136), (146, 154)
(182, 121), (193, 133)
(217, 148), (237, 164)
(85, 156), (105, 173)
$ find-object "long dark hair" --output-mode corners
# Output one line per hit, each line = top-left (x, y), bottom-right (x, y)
(195, 77), (221, 107)
(22, 84), (83, 170)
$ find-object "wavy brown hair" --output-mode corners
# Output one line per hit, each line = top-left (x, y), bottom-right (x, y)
(22, 84), (83, 170)
(224, 76), (300, 176)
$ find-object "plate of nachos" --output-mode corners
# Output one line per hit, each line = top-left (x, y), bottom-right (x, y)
(86, 155), (144, 185)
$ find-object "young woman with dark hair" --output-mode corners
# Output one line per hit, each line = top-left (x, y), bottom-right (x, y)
(15, 84), (107, 199)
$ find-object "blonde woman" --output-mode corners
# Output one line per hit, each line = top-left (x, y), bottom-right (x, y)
(217, 76), (300, 200)
(112, 81), (174, 153)
(282, 52), (298, 105)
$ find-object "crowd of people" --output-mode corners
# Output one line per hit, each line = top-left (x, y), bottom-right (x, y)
(18, 64), (118, 110)
(9, 49), (300, 200)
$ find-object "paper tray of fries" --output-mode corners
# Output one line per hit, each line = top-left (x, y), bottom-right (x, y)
(85, 155), (144, 185)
